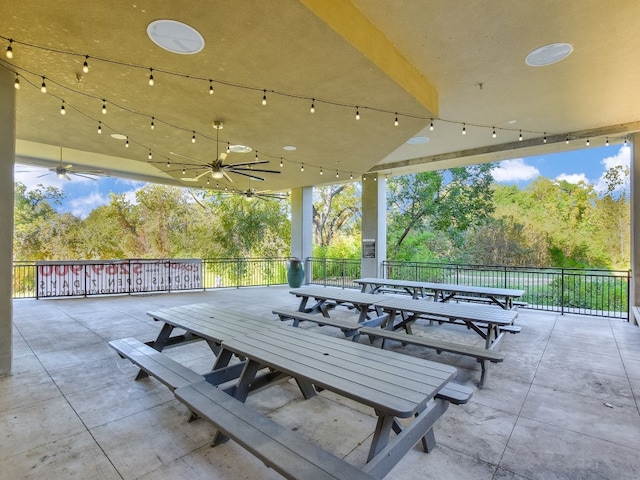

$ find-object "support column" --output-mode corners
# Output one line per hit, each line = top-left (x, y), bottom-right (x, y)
(0, 68), (16, 374)
(361, 174), (386, 278)
(290, 187), (313, 284)
(631, 133), (640, 325)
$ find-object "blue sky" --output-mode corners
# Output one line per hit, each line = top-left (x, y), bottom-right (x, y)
(15, 143), (630, 218)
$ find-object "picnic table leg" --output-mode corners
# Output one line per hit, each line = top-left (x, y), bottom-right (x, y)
(136, 323), (175, 379)
(367, 413), (395, 462)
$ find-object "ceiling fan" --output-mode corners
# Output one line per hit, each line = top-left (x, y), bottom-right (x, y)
(233, 188), (289, 201)
(167, 121), (281, 184)
(27, 147), (106, 181)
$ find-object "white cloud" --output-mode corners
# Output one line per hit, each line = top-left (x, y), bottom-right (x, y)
(593, 145), (630, 194)
(555, 172), (589, 184)
(491, 159), (540, 182)
(68, 192), (109, 218)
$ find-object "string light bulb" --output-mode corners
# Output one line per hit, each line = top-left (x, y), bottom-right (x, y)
(60, 100), (66, 115)
(350, 172), (353, 180)
(543, 133), (547, 143)
(167, 160), (170, 168)
(182, 166), (186, 175)
(82, 56), (89, 73)
(310, 99), (315, 113)
(320, 168), (323, 175)
(394, 113), (399, 126)
(191, 131), (196, 143)
(363, 174), (367, 181)
(336, 170), (339, 178)
(148, 150), (152, 160)
(262, 89), (267, 105)
(150, 117), (155, 129)
(430, 119), (434, 131)
(462, 124), (466, 135)
(226, 143), (230, 153)
(148, 68), (154, 86)
(125, 137), (129, 148)
(355, 107), (360, 120)
(102, 99), (107, 114)
(40, 77), (47, 93)
(209, 80), (214, 95)
(6, 39), (13, 59)
(606, 137), (610, 146)
(301, 163), (304, 172)
(519, 130), (523, 141)
(14, 74), (20, 90)
(279, 158), (283, 168)
(624, 138), (628, 147)
(492, 127), (496, 138)
(566, 135), (570, 144)
(586, 138), (590, 146)
(97, 121), (102, 134)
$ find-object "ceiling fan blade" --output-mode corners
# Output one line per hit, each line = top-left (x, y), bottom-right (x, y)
(64, 164), (74, 169)
(37, 172), (53, 178)
(226, 160), (270, 168)
(170, 151), (209, 166)
(63, 174), (72, 181)
(231, 167), (281, 174)
(229, 170), (266, 181)
(73, 173), (99, 181)
(223, 171), (234, 183)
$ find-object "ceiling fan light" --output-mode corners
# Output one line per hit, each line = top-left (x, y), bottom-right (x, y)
(211, 170), (224, 179)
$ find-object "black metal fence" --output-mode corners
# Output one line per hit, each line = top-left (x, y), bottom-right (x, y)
(12, 257), (631, 319)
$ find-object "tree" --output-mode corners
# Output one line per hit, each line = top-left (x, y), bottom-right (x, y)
(312, 184), (361, 253)
(387, 164), (495, 260)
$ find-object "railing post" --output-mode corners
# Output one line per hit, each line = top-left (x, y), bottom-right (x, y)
(561, 268), (565, 315)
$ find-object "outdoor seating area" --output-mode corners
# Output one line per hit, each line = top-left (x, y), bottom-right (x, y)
(3, 286), (640, 479)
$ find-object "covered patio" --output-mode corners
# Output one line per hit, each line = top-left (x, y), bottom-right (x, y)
(3, 287), (639, 479)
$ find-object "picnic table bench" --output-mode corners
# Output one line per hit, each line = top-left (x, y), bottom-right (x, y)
(272, 308), (364, 338)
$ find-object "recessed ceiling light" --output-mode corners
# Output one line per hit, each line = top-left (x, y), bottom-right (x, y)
(110, 133), (127, 140)
(283, 145), (297, 151)
(525, 43), (573, 67)
(228, 145), (252, 153)
(406, 136), (430, 145)
(147, 20), (205, 55)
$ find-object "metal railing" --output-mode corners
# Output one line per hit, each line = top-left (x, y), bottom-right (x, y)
(12, 257), (631, 319)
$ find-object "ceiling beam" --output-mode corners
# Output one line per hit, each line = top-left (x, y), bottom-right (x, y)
(298, 0), (438, 117)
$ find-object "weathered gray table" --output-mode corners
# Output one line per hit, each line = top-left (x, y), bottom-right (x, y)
(355, 277), (525, 309)
(219, 325), (458, 479)
(289, 286), (387, 324)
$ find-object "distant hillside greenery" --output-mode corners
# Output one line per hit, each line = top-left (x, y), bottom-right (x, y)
(14, 162), (630, 270)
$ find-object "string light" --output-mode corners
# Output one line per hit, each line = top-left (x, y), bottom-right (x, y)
(148, 68), (154, 86)
(191, 131), (196, 143)
(167, 160), (171, 168)
(82, 56), (89, 74)
(586, 138), (590, 146)
(5, 39), (13, 59)
(301, 163), (304, 172)
(209, 80), (214, 95)
(279, 158), (283, 168)
(519, 130), (523, 141)
(97, 121), (102, 134)
(350, 172), (353, 180)
(543, 133), (547, 143)
(255, 152), (259, 161)
(125, 137), (129, 148)
(430, 119), (434, 131)
(13, 74), (20, 90)
(461, 123), (466, 135)
(355, 107), (360, 120)
(606, 137), (610, 146)
(182, 166), (186, 175)
(565, 135), (570, 144)
(262, 89), (267, 105)
(310, 99), (315, 113)
(40, 77), (47, 93)
(394, 113), (399, 126)
(320, 168), (323, 175)
(492, 127), (496, 138)
(374, 176), (377, 182)
(150, 117), (155, 129)
(624, 138), (628, 147)
(336, 170), (339, 178)
(60, 100), (66, 115)
(363, 174), (367, 181)
(226, 143), (230, 153)
(101, 99), (107, 114)
(148, 150), (152, 160)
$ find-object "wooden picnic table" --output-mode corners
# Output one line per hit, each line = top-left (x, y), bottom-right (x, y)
(219, 325), (459, 479)
(289, 286), (388, 324)
(354, 277), (525, 309)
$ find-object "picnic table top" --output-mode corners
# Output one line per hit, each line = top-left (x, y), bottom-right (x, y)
(289, 286), (387, 305)
(221, 324), (457, 418)
(354, 278), (525, 297)
(375, 296), (518, 326)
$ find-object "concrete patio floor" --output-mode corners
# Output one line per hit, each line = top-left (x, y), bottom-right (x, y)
(2, 286), (640, 479)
